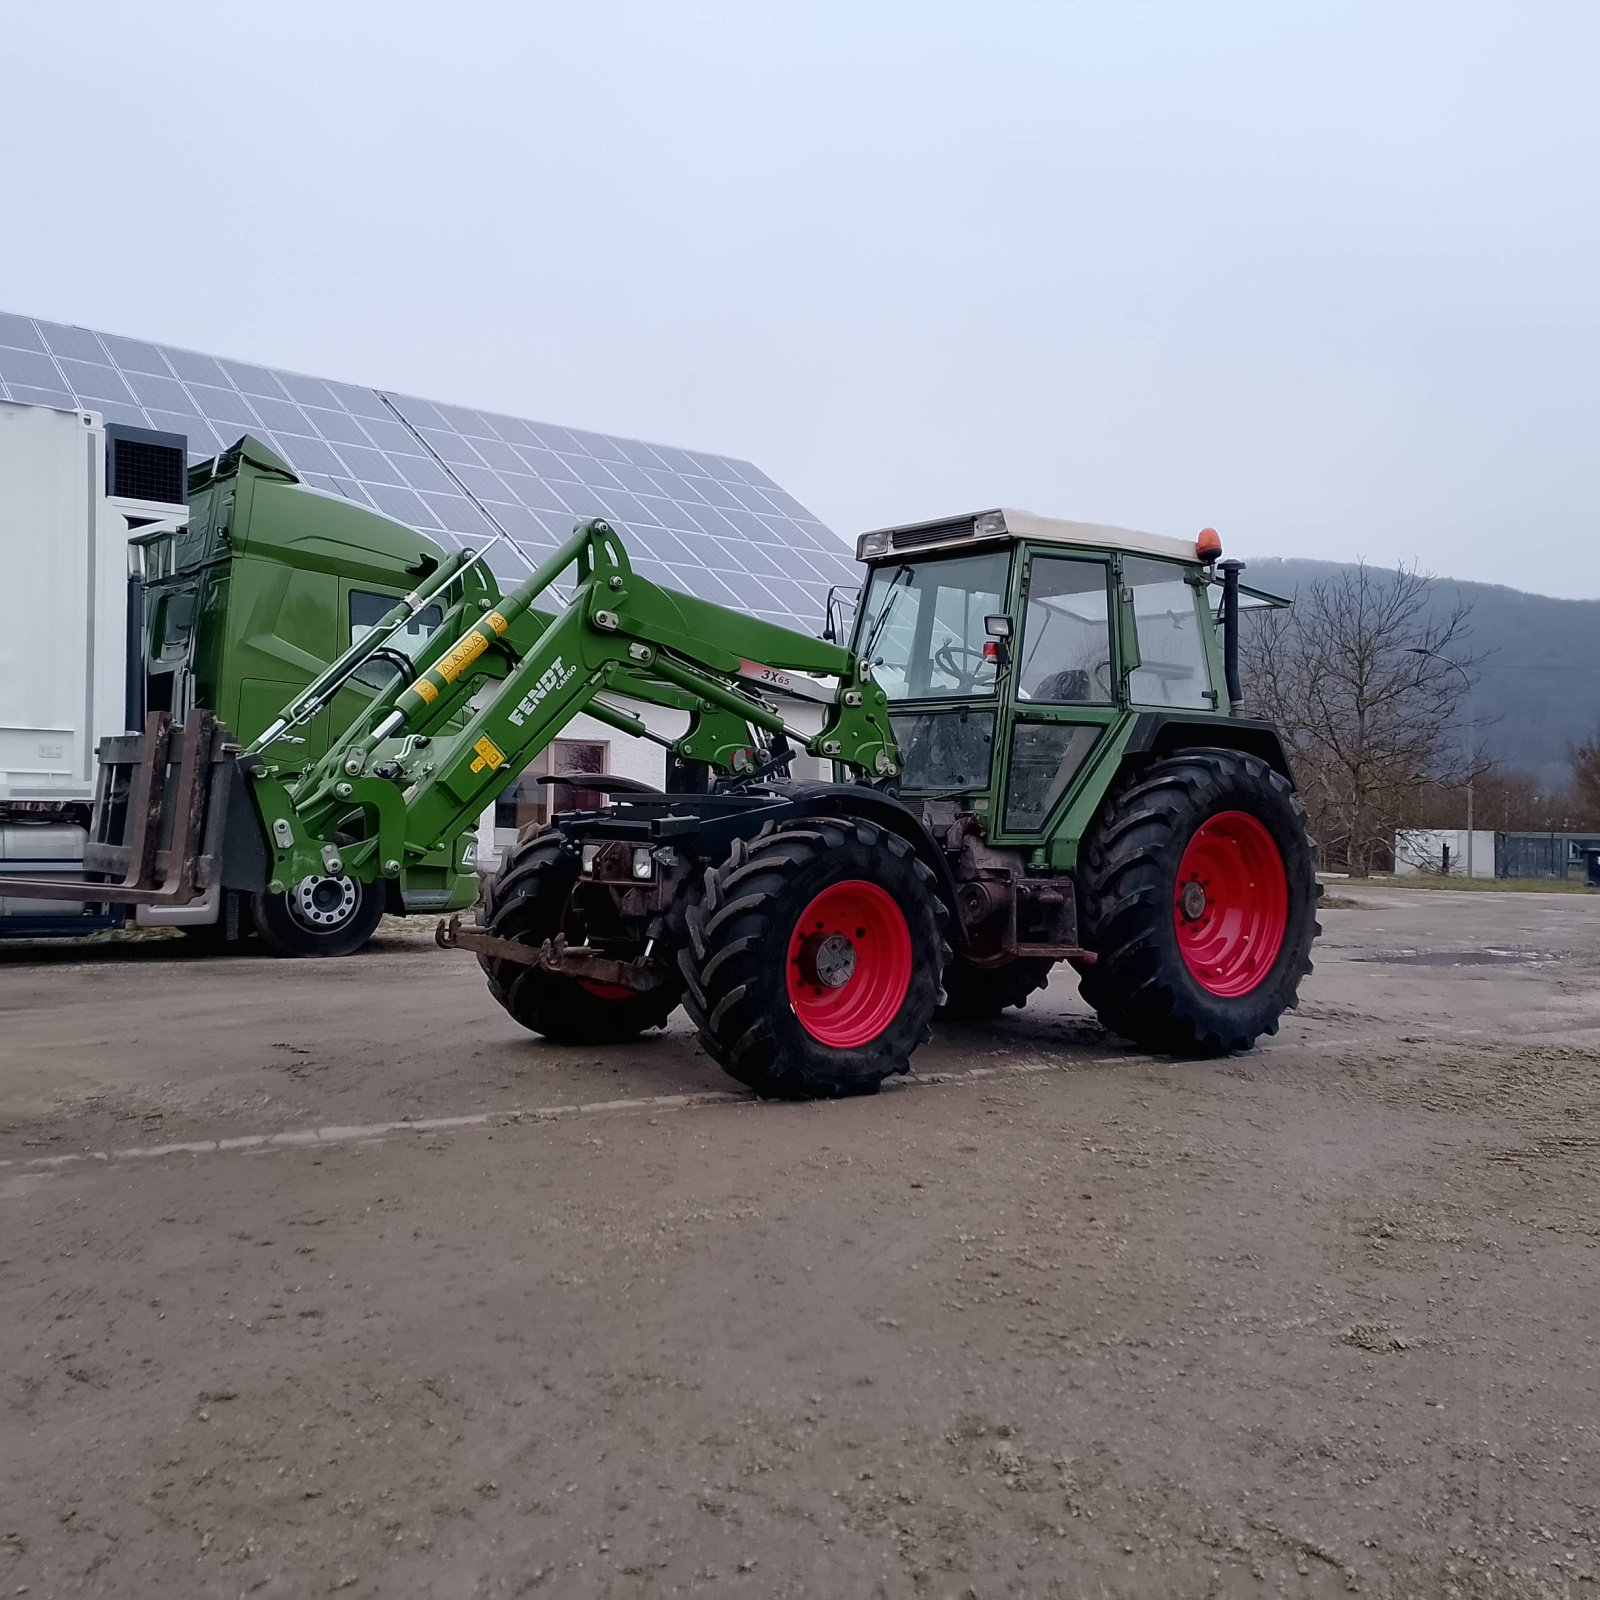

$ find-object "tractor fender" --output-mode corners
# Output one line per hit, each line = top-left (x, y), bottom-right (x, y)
(777, 782), (969, 950)
(1120, 713), (1295, 784)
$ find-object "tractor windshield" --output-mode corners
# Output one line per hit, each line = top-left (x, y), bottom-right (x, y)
(855, 550), (1010, 701)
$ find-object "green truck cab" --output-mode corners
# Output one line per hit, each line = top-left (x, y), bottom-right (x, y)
(134, 437), (492, 952)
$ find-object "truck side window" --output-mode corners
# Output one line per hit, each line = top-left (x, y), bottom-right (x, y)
(349, 590), (443, 656)
(1017, 558), (1113, 703)
(1124, 558), (1213, 709)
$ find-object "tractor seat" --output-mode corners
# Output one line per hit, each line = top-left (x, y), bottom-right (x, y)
(1028, 669), (1092, 703)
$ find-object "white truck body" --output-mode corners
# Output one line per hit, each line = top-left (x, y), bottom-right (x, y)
(0, 402), (187, 924)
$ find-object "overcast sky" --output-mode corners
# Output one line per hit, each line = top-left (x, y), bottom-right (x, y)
(4, 1), (1596, 595)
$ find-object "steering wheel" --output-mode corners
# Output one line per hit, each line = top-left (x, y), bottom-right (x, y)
(934, 640), (990, 692)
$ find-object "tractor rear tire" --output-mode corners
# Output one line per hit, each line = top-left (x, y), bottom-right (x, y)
(938, 956), (1053, 1021)
(1076, 749), (1318, 1056)
(479, 830), (681, 1044)
(680, 818), (948, 1099)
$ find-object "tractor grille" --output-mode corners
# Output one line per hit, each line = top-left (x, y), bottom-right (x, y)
(891, 516), (977, 551)
(105, 424), (187, 506)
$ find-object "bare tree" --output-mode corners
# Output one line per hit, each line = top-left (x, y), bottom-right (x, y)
(1410, 766), (1579, 833)
(1571, 729), (1600, 825)
(1242, 562), (1480, 875)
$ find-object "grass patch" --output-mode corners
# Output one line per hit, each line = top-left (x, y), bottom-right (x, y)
(1331, 873), (1593, 895)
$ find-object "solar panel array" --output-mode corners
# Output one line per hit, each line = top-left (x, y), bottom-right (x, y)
(0, 310), (861, 633)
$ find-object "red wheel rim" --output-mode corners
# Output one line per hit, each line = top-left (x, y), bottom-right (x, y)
(578, 979), (635, 1001)
(785, 880), (912, 1047)
(1173, 811), (1288, 998)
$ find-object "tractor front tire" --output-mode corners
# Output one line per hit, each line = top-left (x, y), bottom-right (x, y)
(1077, 750), (1318, 1056)
(938, 956), (1053, 1021)
(681, 818), (948, 1099)
(479, 830), (681, 1044)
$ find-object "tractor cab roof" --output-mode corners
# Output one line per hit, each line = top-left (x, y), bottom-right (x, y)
(855, 507), (1220, 568)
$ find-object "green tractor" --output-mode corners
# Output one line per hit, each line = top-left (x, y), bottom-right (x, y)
(14, 496), (1317, 1098)
(449, 507), (1318, 1094)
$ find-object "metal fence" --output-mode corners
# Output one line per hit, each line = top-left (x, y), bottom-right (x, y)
(1495, 832), (1600, 881)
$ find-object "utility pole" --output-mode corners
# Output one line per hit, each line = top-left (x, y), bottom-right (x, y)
(1409, 648), (1475, 876)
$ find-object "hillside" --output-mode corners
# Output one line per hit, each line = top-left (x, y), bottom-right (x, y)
(1242, 559), (1600, 789)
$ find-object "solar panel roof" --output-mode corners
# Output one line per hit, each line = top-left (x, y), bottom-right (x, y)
(0, 311), (861, 634)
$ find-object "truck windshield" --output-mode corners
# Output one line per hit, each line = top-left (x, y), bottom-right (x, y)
(855, 550), (1009, 701)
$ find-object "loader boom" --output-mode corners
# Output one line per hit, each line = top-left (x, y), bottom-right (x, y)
(249, 520), (899, 893)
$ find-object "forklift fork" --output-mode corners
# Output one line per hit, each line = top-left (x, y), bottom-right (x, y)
(2, 711), (234, 906)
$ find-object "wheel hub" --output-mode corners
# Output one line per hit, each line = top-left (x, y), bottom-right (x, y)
(288, 874), (358, 930)
(798, 931), (857, 990)
(1178, 880), (1208, 922)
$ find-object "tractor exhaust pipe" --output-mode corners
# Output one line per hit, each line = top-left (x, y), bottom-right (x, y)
(1219, 559), (1245, 714)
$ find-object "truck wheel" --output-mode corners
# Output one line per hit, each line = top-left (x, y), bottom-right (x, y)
(938, 956), (1053, 1021)
(479, 830), (680, 1044)
(1076, 750), (1318, 1056)
(680, 819), (948, 1099)
(251, 871), (385, 958)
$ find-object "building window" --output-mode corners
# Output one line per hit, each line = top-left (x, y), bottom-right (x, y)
(495, 740), (609, 833)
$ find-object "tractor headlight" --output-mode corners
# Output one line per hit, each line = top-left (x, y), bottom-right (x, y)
(581, 844), (600, 874)
(857, 531), (891, 559)
(974, 510), (1007, 539)
(631, 847), (654, 880)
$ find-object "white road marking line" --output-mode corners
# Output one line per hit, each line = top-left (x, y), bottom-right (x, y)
(1, 1052), (1167, 1175)
(0, 1020), (1496, 1178)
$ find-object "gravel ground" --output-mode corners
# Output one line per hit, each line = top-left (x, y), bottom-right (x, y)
(3, 887), (1599, 1598)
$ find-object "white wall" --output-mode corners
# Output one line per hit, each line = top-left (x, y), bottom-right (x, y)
(1393, 828), (1496, 878)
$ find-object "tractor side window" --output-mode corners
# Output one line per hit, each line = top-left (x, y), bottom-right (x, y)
(1005, 723), (1102, 831)
(1124, 558), (1213, 709)
(889, 710), (995, 794)
(856, 551), (1008, 701)
(1016, 558), (1113, 703)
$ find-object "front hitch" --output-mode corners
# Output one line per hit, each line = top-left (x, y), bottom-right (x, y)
(435, 915), (668, 993)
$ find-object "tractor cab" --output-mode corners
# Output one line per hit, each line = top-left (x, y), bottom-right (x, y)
(850, 509), (1243, 854)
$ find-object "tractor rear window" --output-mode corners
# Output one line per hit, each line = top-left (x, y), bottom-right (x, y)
(856, 551), (1008, 701)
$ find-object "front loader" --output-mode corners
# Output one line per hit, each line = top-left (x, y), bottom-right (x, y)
(8, 503), (1318, 1098)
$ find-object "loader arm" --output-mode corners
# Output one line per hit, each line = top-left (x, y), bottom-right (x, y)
(249, 520), (896, 893)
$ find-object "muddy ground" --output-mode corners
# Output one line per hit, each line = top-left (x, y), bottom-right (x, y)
(2, 886), (1599, 1598)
